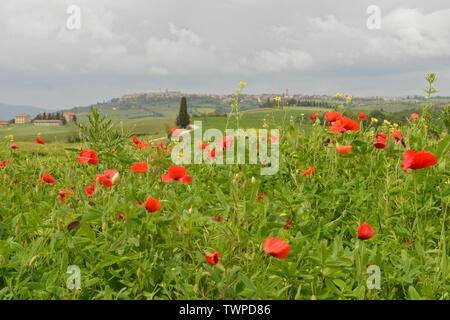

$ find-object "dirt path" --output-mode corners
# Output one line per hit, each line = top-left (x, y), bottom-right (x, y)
(148, 129), (192, 143)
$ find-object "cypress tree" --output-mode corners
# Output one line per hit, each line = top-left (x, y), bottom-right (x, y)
(176, 96), (190, 128)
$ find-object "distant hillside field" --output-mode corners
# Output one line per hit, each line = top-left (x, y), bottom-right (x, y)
(3, 95), (448, 144)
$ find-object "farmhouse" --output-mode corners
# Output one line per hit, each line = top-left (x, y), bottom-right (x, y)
(14, 114), (32, 124)
(63, 112), (76, 123)
(33, 120), (63, 126)
(0, 121), (9, 127)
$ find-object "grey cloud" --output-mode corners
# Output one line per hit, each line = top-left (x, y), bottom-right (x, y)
(0, 0), (449, 109)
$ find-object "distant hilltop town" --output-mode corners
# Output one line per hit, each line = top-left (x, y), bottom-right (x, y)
(0, 112), (77, 127)
(117, 89), (408, 103)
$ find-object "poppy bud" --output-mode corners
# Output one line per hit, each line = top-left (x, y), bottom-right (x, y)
(111, 172), (120, 185)
(251, 176), (256, 184)
(188, 207), (193, 214)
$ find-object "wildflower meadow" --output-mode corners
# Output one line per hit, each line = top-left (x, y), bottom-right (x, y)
(0, 80), (448, 301)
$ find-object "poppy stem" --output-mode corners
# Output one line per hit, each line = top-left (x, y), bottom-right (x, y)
(413, 171), (420, 234)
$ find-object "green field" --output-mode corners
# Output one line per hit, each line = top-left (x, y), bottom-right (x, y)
(2, 107), (324, 144)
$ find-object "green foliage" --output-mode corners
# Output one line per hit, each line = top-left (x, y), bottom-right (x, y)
(76, 107), (132, 153)
(0, 104), (448, 300)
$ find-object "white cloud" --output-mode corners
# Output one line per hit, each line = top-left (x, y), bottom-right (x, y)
(368, 8), (450, 58)
(252, 49), (314, 72)
(145, 24), (218, 74)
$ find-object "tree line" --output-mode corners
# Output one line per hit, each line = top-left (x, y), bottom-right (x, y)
(259, 98), (334, 109)
(33, 112), (77, 125)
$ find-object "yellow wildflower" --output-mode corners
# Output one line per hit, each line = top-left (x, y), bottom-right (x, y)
(335, 93), (343, 99)
(239, 81), (247, 87)
(371, 118), (378, 123)
(346, 97), (352, 104)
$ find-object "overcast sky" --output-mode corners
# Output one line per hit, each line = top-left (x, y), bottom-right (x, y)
(0, 0), (449, 109)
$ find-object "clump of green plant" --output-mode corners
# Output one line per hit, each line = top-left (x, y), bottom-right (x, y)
(76, 107), (132, 153)
(226, 82), (246, 130)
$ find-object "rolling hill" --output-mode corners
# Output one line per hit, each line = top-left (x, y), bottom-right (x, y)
(0, 103), (53, 121)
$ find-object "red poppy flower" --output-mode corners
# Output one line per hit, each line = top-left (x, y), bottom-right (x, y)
(152, 141), (167, 150)
(161, 165), (192, 184)
(208, 149), (217, 160)
(11, 143), (18, 149)
(325, 112), (342, 123)
(133, 136), (140, 144)
(373, 134), (389, 149)
(59, 189), (73, 202)
(169, 128), (181, 135)
(39, 173), (55, 185)
(77, 149), (98, 165)
(0, 160), (8, 169)
(218, 136), (234, 150)
(198, 142), (206, 150)
(302, 167), (314, 175)
(411, 113), (419, 120)
(358, 222), (375, 240)
(263, 237), (290, 259)
(357, 113), (367, 121)
(336, 145), (352, 154)
(131, 162), (148, 173)
(115, 213), (125, 220)
(95, 169), (119, 187)
(392, 130), (402, 141)
(373, 139), (387, 149)
(376, 134), (390, 141)
(215, 216), (222, 222)
(270, 134), (280, 144)
(135, 141), (148, 150)
(330, 116), (359, 133)
(84, 182), (96, 196)
(401, 150), (437, 173)
(145, 195), (161, 213)
(256, 193), (264, 201)
(310, 113), (318, 120)
(205, 252), (222, 265)
(36, 138), (45, 145)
